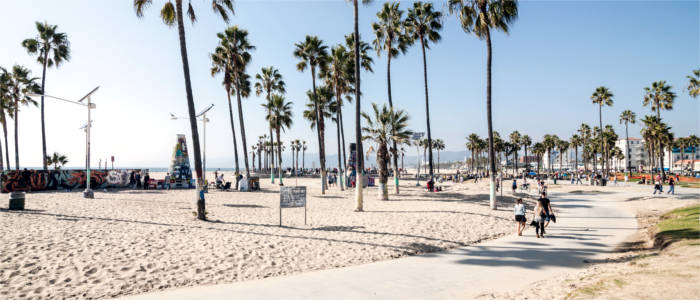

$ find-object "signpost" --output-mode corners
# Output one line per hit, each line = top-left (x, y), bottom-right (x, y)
(411, 132), (425, 186)
(279, 186), (307, 226)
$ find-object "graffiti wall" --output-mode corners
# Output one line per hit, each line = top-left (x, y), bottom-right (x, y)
(1, 169), (146, 193)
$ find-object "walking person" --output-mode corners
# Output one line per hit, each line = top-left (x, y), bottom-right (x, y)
(135, 172), (142, 189)
(143, 172), (150, 190)
(514, 198), (526, 236)
(164, 172), (171, 190)
(667, 177), (675, 195)
(532, 198), (546, 238)
(512, 178), (517, 193)
(538, 191), (555, 231)
(129, 171), (135, 189)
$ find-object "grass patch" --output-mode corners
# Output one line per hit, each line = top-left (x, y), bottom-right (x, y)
(655, 205), (700, 247)
(568, 281), (606, 298)
(612, 278), (627, 288)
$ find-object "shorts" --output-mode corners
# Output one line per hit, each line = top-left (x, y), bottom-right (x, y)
(544, 213), (552, 222)
(515, 215), (526, 222)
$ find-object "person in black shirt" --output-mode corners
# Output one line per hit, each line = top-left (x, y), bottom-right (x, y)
(538, 191), (555, 233)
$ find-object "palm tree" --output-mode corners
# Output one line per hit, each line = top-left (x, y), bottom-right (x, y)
(373, 1), (409, 194)
(267, 94), (293, 185)
(509, 131), (521, 176)
(22, 21), (71, 171)
(521, 134), (531, 174)
(3, 65), (40, 170)
(532, 142), (545, 174)
(569, 134), (582, 173)
(619, 110), (636, 176)
(448, 0), (518, 210)
(578, 124), (592, 172)
(433, 139), (445, 173)
(45, 152), (68, 170)
(643, 81), (676, 121)
(687, 135), (699, 173)
(405, 1), (442, 180)
(591, 86), (613, 174)
(255, 67), (286, 179)
(542, 134), (558, 175)
(302, 141), (307, 173)
(349, 0), (373, 211)
(321, 44), (351, 190)
(362, 103), (412, 200)
(219, 26), (254, 179)
(467, 133), (481, 172)
(294, 35), (329, 194)
(134, 0), (234, 220)
(0, 72), (12, 170)
(557, 139), (569, 172)
(688, 69), (699, 98)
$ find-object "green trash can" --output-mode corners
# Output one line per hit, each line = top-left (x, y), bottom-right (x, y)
(9, 192), (25, 210)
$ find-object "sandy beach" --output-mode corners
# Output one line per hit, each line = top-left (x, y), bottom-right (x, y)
(1, 173), (527, 299)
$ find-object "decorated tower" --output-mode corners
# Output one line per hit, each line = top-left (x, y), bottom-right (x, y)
(168, 134), (193, 188)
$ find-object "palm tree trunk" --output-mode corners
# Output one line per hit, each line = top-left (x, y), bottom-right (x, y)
(276, 127), (283, 185)
(310, 67), (326, 194)
(419, 37), (434, 179)
(13, 99), (19, 170)
(175, 0), (204, 220)
(235, 83), (250, 179)
(386, 50), (400, 195)
(2, 119), (9, 170)
(335, 109), (344, 191)
(40, 53), (48, 171)
(339, 103), (348, 188)
(353, 0), (364, 211)
(598, 105), (603, 176)
(483, 24), (497, 209)
(378, 143), (388, 200)
(226, 85), (240, 175)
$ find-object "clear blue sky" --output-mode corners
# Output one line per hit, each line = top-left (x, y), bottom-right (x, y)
(1, 0), (698, 168)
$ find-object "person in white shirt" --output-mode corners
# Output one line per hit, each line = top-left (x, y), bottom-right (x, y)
(514, 198), (527, 236)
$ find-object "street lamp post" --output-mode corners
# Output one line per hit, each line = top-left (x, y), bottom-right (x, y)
(29, 86), (99, 198)
(171, 104), (214, 186)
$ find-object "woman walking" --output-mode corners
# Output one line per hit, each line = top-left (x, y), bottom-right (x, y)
(514, 198), (526, 236)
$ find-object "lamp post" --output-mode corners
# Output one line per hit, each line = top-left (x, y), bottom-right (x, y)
(171, 104), (214, 185)
(29, 87), (99, 198)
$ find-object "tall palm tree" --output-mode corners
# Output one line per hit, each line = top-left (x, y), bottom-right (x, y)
(591, 86), (613, 174)
(134, 0), (234, 220)
(0, 72), (13, 170)
(643, 81), (676, 121)
(255, 67), (286, 179)
(373, 1), (409, 194)
(509, 131), (521, 176)
(578, 124), (592, 172)
(448, 0), (518, 210)
(361, 103), (412, 200)
(213, 26), (255, 179)
(405, 1), (442, 180)
(619, 110), (636, 176)
(302, 140), (307, 172)
(688, 69), (699, 98)
(321, 44), (351, 190)
(267, 94), (293, 185)
(349, 0), (373, 211)
(45, 152), (69, 170)
(294, 35), (329, 194)
(22, 21), (71, 171)
(4, 65), (40, 169)
(520, 134), (531, 174)
(687, 135), (699, 173)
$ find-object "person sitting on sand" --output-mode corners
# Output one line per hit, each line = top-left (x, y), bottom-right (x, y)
(514, 198), (526, 236)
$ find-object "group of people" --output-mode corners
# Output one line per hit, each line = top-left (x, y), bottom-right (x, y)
(653, 174), (676, 195)
(128, 171), (151, 190)
(514, 191), (556, 238)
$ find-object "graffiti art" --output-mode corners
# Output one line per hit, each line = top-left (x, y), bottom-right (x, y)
(1, 169), (145, 193)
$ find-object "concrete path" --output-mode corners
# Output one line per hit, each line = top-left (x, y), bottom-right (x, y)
(123, 189), (638, 300)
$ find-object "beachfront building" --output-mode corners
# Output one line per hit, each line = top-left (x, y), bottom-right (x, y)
(615, 138), (648, 172)
(664, 146), (700, 172)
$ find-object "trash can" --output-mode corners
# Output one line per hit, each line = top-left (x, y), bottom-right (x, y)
(601, 178), (607, 186)
(8, 192), (25, 210)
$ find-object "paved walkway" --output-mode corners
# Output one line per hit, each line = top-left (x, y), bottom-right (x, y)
(123, 189), (638, 300)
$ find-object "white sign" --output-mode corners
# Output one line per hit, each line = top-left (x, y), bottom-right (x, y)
(279, 186), (307, 226)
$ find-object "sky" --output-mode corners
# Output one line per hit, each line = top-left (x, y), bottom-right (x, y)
(0, 0), (698, 169)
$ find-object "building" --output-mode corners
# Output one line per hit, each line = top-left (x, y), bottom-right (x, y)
(664, 146), (700, 172)
(615, 138), (648, 172)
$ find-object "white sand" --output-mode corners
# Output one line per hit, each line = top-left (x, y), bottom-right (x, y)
(1, 174), (523, 299)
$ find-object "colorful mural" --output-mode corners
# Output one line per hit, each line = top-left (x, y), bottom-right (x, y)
(1, 169), (146, 193)
(169, 134), (193, 188)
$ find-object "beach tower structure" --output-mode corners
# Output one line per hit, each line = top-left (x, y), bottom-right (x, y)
(169, 134), (193, 188)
